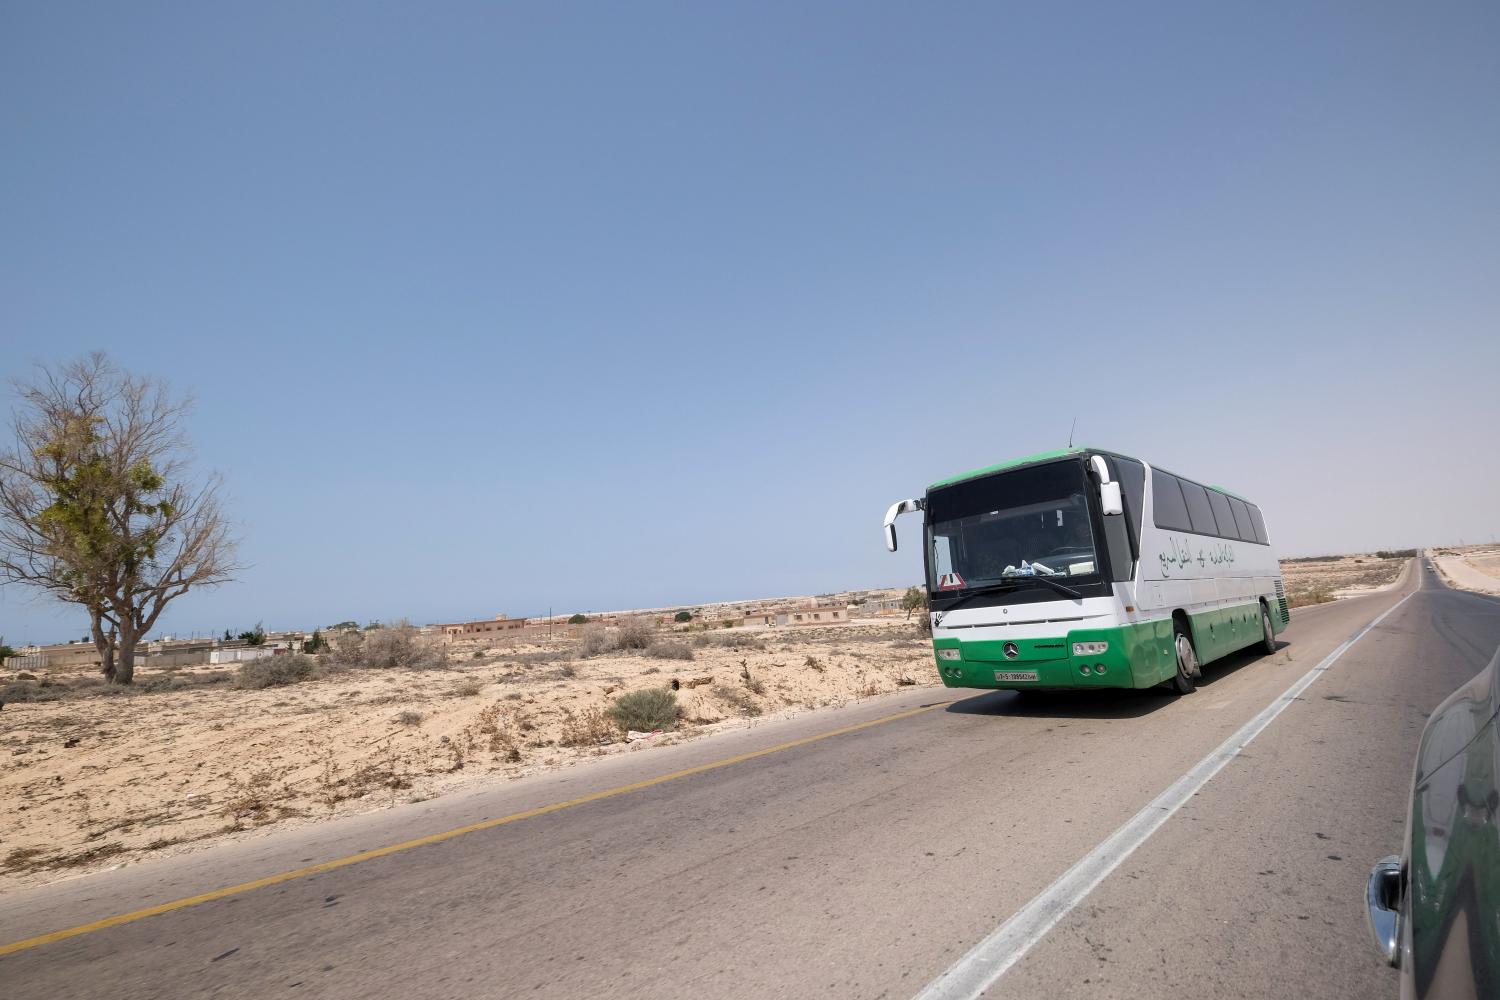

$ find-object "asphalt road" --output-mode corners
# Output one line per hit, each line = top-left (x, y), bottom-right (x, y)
(4, 559), (1498, 999)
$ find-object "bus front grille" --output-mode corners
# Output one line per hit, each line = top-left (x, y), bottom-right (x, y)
(1273, 579), (1291, 624)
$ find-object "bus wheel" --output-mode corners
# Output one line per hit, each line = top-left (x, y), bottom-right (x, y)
(1258, 604), (1276, 655)
(1171, 626), (1198, 694)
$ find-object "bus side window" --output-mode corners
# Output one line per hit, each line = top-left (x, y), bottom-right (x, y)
(1151, 469), (1193, 532)
(1247, 504), (1269, 545)
(1227, 497), (1256, 542)
(1180, 480), (1218, 536)
(1207, 490), (1237, 540)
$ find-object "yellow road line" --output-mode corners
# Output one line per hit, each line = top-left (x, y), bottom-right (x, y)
(0, 702), (942, 958)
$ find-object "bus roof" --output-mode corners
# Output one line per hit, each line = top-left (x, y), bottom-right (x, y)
(928, 446), (1137, 491)
(928, 449), (1256, 508)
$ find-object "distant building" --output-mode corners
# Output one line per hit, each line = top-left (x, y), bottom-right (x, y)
(743, 605), (849, 628)
(440, 614), (530, 639)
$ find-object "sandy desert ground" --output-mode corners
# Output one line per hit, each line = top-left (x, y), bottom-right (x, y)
(1430, 543), (1500, 596)
(0, 553), (1421, 890)
(1277, 550), (1412, 606)
(0, 619), (936, 890)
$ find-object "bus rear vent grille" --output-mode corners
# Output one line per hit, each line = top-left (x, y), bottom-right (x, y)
(1273, 579), (1290, 625)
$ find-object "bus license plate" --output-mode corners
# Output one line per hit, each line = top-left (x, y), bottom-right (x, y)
(994, 670), (1037, 683)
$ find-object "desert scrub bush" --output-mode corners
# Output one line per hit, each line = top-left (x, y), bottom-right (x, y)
(615, 618), (656, 650)
(1289, 587), (1335, 608)
(605, 687), (680, 732)
(559, 706), (616, 747)
(575, 624), (614, 658)
(396, 710), (423, 726)
(712, 632), (762, 650)
(712, 685), (762, 718)
(334, 621), (448, 670)
(495, 649), (558, 667)
(644, 639), (694, 661)
(574, 618), (656, 657)
(234, 654), (316, 690)
(462, 702), (523, 761)
(1, 680), (62, 703)
(452, 679), (485, 697)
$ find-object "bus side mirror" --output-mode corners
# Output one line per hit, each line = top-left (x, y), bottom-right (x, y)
(883, 498), (924, 552)
(1100, 481), (1123, 516)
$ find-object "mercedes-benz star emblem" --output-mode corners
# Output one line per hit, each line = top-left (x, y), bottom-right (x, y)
(1003, 642), (1019, 659)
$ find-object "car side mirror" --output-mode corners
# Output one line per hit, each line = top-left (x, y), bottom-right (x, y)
(1366, 856), (1403, 967)
(1100, 481), (1123, 516)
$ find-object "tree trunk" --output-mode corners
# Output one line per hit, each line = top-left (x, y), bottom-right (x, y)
(111, 620), (137, 685)
(91, 615), (118, 682)
(114, 642), (136, 685)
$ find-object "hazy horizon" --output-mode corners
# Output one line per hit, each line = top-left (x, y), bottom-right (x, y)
(4, 2), (1497, 646)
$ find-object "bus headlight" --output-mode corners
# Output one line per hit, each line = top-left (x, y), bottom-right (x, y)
(937, 649), (961, 661)
(1072, 641), (1109, 656)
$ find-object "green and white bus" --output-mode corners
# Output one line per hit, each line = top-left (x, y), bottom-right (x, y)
(883, 447), (1288, 694)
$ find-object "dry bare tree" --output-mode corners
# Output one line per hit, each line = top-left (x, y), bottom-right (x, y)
(0, 353), (240, 683)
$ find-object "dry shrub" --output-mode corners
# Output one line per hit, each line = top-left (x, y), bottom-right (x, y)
(575, 624), (614, 658)
(616, 618), (656, 650)
(605, 687), (679, 732)
(452, 679), (485, 697)
(575, 618), (657, 658)
(222, 769), (285, 826)
(234, 654), (316, 690)
(463, 701), (523, 761)
(1, 680), (61, 703)
(645, 639), (694, 661)
(496, 649), (557, 667)
(712, 685), (762, 718)
(397, 710), (424, 726)
(712, 632), (762, 650)
(1289, 587), (1334, 608)
(559, 706), (616, 747)
(334, 622), (448, 670)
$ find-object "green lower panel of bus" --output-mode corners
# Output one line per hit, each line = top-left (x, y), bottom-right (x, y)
(931, 602), (1271, 691)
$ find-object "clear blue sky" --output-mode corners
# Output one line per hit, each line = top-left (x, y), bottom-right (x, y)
(3, 2), (1497, 645)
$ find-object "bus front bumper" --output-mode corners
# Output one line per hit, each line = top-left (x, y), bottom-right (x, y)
(931, 625), (1169, 690)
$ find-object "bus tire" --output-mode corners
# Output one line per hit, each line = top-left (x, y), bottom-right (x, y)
(1170, 623), (1198, 695)
(1258, 602), (1276, 655)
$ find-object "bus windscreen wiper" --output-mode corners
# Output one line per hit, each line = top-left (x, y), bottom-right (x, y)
(932, 584), (1015, 626)
(1004, 573), (1083, 600)
(933, 575), (1084, 626)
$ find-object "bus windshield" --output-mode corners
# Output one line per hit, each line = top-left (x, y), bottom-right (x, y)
(925, 461), (1101, 593)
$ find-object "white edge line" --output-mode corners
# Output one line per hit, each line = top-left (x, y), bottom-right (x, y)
(912, 589), (1417, 1000)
